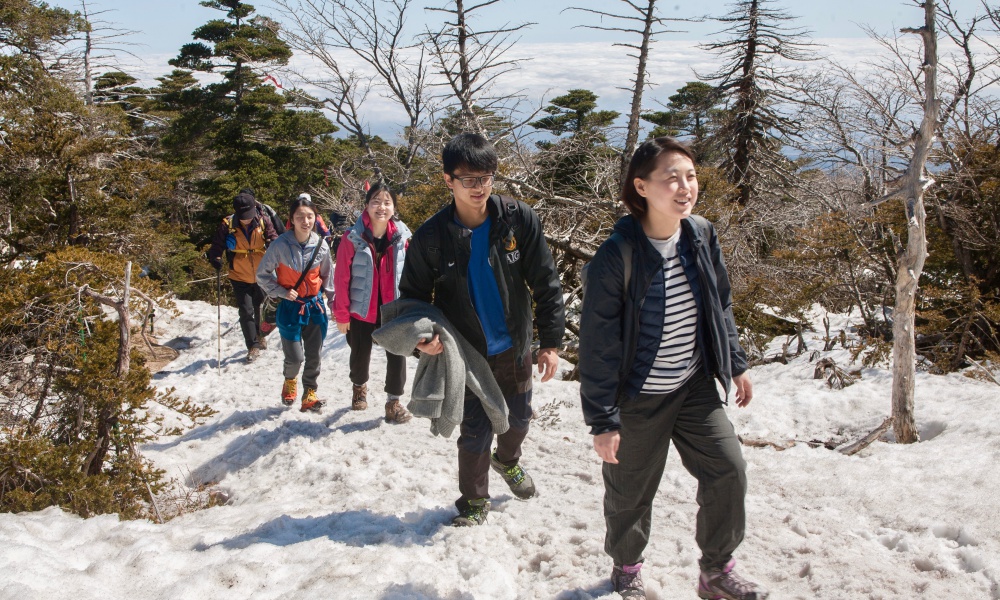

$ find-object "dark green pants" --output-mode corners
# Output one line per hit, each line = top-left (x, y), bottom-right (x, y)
(602, 371), (747, 570)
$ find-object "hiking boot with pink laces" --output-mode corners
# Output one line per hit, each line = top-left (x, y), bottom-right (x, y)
(697, 559), (769, 600)
(611, 563), (645, 599)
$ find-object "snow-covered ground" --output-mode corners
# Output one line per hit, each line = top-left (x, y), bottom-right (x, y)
(2, 300), (998, 599)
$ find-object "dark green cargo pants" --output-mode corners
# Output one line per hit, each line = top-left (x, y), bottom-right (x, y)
(602, 371), (747, 570)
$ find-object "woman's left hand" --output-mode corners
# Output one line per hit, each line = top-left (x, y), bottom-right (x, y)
(732, 372), (753, 407)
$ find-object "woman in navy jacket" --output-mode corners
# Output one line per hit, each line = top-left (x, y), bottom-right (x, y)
(579, 137), (768, 600)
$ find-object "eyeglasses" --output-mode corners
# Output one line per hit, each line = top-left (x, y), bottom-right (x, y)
(452, 174), (495, 189)
(368, 199), (394, 208)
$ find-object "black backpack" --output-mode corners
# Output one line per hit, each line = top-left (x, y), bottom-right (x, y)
(260, 202), (285, 235)
(328, 211), (350, 254)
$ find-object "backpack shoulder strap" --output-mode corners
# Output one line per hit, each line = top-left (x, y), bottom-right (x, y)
(421, 219), (444, 278)
(687, 214), (711, 238)
(497, 195), (520, 228)
(609, 231), (632, 296)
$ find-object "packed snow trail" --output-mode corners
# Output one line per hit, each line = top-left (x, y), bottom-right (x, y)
(1, 301), (998, 599)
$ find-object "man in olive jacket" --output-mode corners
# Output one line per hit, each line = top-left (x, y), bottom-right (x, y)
(398, 132), (565, 526)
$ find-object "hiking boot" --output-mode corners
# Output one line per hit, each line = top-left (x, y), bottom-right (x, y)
(351, 383), (368, 410)
(611, 563), (645, 599)
(300, 388), (323, 413)
(256, 337), (267, 350)
(246, 344), (261, 363)
(281, 378), (297, 406)
(490, 452), (536, 499)
(451, 498), (490, 527)
(697, 559), (769, 600)
(384, 398), (412, 424)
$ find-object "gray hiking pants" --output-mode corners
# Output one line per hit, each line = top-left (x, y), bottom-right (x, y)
(602, 371), (747, 570)
(280, 323), (324, 390)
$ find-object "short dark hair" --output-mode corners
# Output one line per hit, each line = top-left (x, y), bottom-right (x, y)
(620, 137), (696, 218)
(288, 196), (318, 220)
(442, 132), (498, 175)
(365, 180), (399, 220)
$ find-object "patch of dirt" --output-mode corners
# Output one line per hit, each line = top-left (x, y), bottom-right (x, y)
(133, 335), (180, 373)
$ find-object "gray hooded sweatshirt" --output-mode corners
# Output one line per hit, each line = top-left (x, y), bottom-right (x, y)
(373, 298), (509, 438)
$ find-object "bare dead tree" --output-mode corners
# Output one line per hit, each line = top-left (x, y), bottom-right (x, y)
(699, 0), (816, 207)
(422, 0), (534, 137)
(62, 0), (140, 105)
(77, 262), (132, 474)
(566, 0), (688, 189)
(863, 1), (939, 444)
(273, 0), (431, 188)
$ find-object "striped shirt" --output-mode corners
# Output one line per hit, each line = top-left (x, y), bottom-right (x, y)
(640, 230), (701, 394)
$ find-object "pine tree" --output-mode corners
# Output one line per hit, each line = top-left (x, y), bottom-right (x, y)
(159, 0), (339, 234)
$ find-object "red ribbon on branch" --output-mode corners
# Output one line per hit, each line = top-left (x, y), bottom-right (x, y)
(262, 74), (283, 89)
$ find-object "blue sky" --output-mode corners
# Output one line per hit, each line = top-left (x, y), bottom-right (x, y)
(44, 0), (993, 137)
(48, 0), (978, 55)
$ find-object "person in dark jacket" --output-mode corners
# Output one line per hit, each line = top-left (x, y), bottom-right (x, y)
(207, 190), (279, 363)
(579, 137), (768, 600)
(398, 132), (565, 527)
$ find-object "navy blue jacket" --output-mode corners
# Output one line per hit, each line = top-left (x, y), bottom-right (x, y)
(579, 214), (749, 435)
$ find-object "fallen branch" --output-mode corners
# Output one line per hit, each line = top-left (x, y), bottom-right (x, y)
(738, 435), (796, 451)
(964, 355), (1000, 387)
(838, 416), (893, 456)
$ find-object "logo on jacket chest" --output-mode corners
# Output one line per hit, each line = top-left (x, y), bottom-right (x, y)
(503, 232), (519, 264)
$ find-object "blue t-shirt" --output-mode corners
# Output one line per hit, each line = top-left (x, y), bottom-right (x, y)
(465, 217), (513, 356)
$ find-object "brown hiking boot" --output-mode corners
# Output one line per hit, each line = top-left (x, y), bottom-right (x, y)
(384, 398), (412, 424)
(247, 344), (262, 363)
(351, 383), (368, 410)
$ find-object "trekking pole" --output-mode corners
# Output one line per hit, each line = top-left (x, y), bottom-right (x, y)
(216, 268), (222, 375)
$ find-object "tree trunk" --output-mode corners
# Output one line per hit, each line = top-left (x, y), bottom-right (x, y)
(891, 1), (938, 444)
(117, 261), (132, 378)
(78, 261), (133, 475)
(618, 0), (657, 190)
(890, 195), (926, 444)
(82, 0), (93, 106)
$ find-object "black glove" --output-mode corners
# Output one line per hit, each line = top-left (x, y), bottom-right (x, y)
(210, 258), (222, 271)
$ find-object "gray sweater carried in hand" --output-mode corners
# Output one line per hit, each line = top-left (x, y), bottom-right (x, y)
(373, 298), (509, 438)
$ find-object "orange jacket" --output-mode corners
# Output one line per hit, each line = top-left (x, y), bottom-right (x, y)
(207, 214), (278, 283)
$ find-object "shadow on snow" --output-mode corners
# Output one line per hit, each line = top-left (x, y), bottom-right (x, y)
(199, 507), (455, 550)
(184, 407), (353, 486)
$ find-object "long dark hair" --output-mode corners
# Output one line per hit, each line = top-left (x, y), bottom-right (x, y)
(620, 137), (695, 218)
